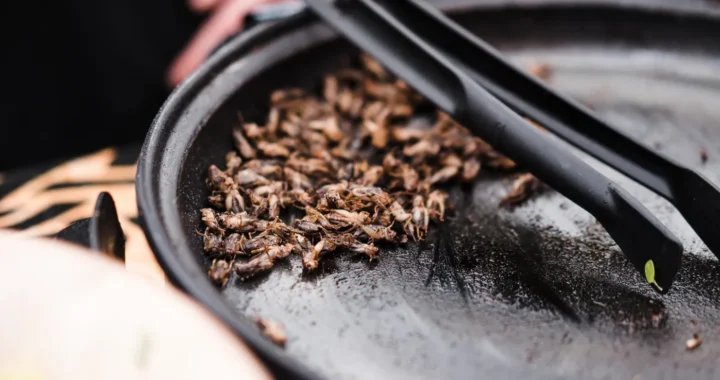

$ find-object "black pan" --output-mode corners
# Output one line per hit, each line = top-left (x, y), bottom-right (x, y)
(137, 1), (720, 379)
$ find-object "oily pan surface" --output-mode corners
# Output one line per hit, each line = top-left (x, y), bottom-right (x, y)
(199, 53), (538, 287)
(183, 9), (720, 380)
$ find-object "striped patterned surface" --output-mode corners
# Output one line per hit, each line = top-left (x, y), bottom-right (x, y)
(0, 145), (166, 285)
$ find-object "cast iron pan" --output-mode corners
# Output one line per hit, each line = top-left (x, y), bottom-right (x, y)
(137, 1), (720, 379)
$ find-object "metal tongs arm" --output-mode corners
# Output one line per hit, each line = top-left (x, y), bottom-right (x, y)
(304, 0), (684, 293)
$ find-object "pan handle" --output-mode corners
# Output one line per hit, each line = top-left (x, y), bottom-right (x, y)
(54, 192), (126, 261)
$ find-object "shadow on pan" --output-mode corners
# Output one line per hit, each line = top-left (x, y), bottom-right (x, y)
(137, 1), (720, 379)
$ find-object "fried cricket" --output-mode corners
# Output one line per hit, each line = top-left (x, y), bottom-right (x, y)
(200, 53), (539, 285)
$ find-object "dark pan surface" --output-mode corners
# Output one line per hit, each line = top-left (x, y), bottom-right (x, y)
(138, 2), (720, 380)
(222, 8), (720, 380)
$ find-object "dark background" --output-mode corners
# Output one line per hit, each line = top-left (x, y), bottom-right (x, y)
(1, 0), (202, 170)
(0, 0), (715, 171)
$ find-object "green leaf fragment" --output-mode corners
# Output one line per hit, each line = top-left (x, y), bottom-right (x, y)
(645, 259), (663, 291)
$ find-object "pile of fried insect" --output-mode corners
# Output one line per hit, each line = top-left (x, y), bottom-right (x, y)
(201, 54), (544, 287)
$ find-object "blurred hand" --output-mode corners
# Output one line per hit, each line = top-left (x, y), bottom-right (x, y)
(168, 0), (287, 87)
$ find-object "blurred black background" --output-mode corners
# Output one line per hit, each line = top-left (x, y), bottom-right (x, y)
(1, 0), (202, 170)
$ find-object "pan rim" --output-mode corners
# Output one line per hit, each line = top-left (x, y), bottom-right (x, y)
(136, 2), (720, 379)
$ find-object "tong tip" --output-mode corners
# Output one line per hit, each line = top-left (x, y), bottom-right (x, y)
(672, 168), (720, 261)
(606, 185), (682, 294)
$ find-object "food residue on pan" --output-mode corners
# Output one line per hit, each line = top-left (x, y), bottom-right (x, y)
(198, 53), (544, 282)
(500, 174), (545, 207)
(686, 333), (702, 351)
(700, 148), (708, 164)
(527, 61), (553, 81)
(255, 317), (287, 347)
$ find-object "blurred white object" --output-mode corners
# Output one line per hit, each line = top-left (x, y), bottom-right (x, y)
(0, 230), (271, 380)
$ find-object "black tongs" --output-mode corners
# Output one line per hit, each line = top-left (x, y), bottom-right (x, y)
(304, 0), (686, 293)
(370, 0), (720, 260)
